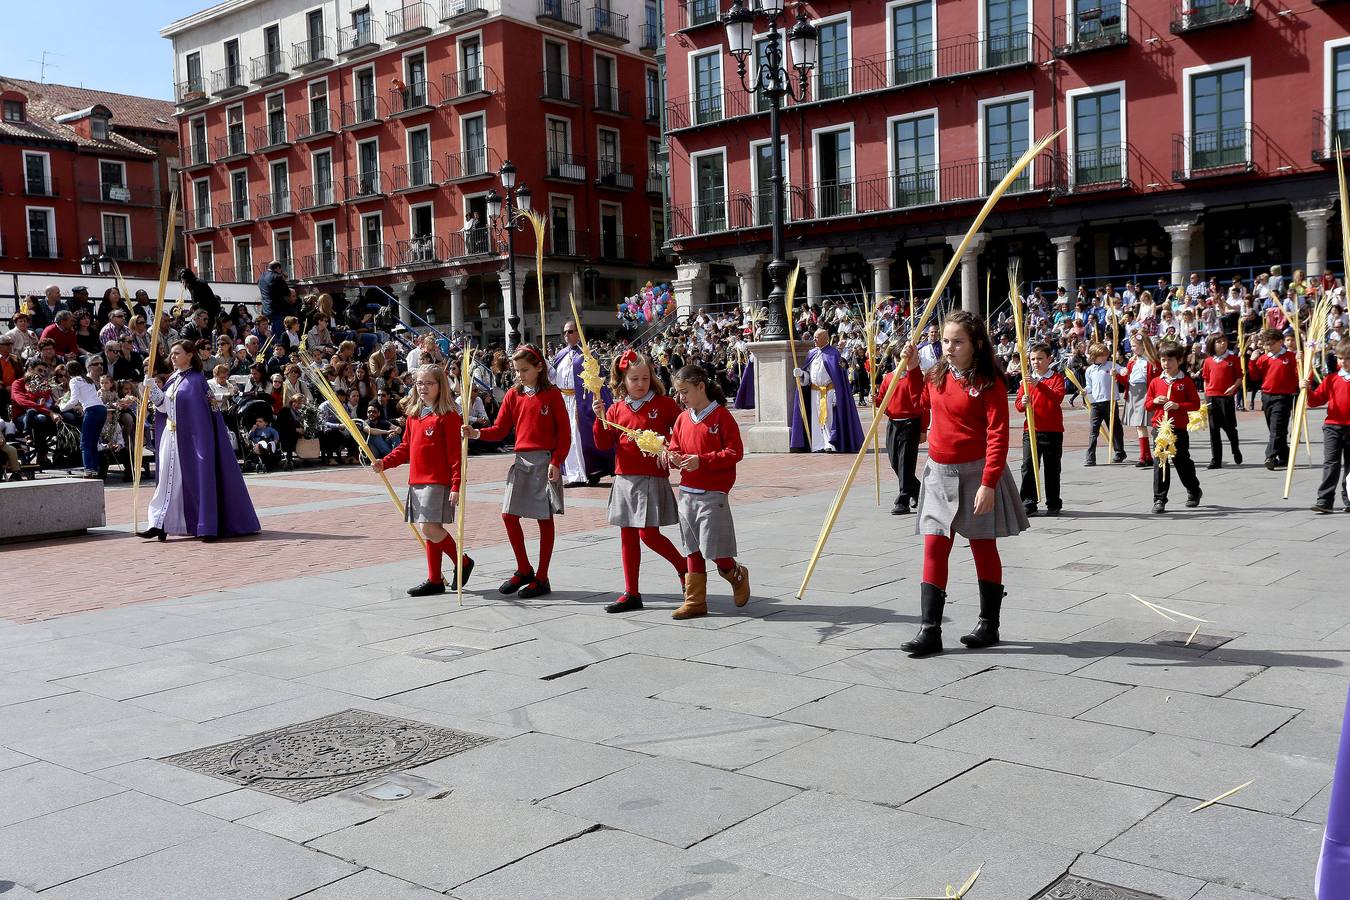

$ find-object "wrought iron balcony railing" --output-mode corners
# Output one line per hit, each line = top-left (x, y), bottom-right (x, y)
(1172, 126), (1253, 179)
(211, 64), (246, 96)
(295, 108), (339, 139)
(347, 243), (388, 271)
(395, 235), (445, 266)
(299, 250), (343, 279)
(441, 0), (498, 23)
(594, 84), (631, 116)
(337, 20), (382, 55)
(447, 229), (494, 259)
(443, 66), (500, 102)
(214, 132), (249, 161)
(341, 95), (388, 128)
(251, 50), (289, 83)
(217, 198), (253, 224)
(253, 121), (291, 150)
(392, 158), (446, 191)
(79, 182), (160, 205)
(596, 158), (634, 190)
(390, 78), (441, 115)
(538, 0), (582, 27)
(445, 146), (500, 181)
(299, 182), (339, 209)
(343, 171), (388, 201)
(185, 208), (214, 231)
(588, 5), (629, 42)
(1170, 0), (1253, 32)
(23, 175), (58, 197)
(1053, 3), (1128, 55)
(1312, 110), (1350, 163)
(540, 69), (582, 104)
(293, 36), (336, 69)
(387, 2), (436, 40)
(175, 78), (208, 105)
(184, 142), (211, 167)
(545, 150), (587, 181)
(256, 190), (297, 218)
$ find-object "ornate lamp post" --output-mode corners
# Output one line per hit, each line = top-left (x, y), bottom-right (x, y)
(80, 235), (112, 276)
(485, 159), (532, 351)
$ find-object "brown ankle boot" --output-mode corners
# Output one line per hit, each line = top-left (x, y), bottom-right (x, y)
(720, 564), (750, 607)
(672, 572), (708, 619)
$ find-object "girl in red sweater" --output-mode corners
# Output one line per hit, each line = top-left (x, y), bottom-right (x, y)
(1201, 332), (1243, 468)
(463, 345), (570, 599)
(666, 365), (749, 619)
(591, 350), (687, 613)
(373, 364), (472, 597)
(1146, 342), (1204, 514)
(1302, 337), (1350, 513)
(901, 310), (1028, 657)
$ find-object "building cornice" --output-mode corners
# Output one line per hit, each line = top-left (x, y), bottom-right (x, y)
(160, 0), (261, 39)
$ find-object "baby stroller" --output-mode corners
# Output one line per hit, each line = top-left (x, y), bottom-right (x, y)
(237, 398), (276, 474)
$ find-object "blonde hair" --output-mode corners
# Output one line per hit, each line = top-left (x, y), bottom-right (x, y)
(608, 350), (665, 398)
(1088, 342), (1108, 359)
(401, 364), (457, 417)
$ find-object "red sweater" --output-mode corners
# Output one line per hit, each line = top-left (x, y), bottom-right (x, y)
(1014, 372), (1066, 433)
(874, 370), (927, 424)
(9, 378), (54, 416)
(1248, 351), (1298, 395)
(916, 368), (1010, 487)
(668, 402), (743, 493)
(1201, 352), (1242, 396)
(478, 386), (572, 465)
(39, 324), (78, 358)
(594, 394), (681, 477)
(1144, 373), (1202, 429)
(380, 409), (463, 490)
(1307, 371), (1350, 426)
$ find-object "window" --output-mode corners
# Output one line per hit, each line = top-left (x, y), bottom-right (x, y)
(405, 52), (428, 107)
(230, 170), (250, 220)
(3, 100), (24, 122)
(316, 221), (337, 274)
(185, 52), (202, 91)
(189, 117), (207, 163)
(224, 39), (241, 83)
(461, 36), (483, 92)
(550, 198), (573, 255)
(308, 80), (329, 131)
(599, 202), (622, 259)
(751, 139), (787, 226)
(357, 139), (379, 193)
(598, 127), (621, 184)
(1190, 65), (1246, 170)
(226, 105), (245, 155)
(1072, 88), (1122, 185)
(264, 24), (282, 73)
(274, 230), (293, 273)
(891, 112), (936, 206)
(546, 117), (571, 174)
(647, 138), (662, 192)
(985, 0), (1028, 66)
(816, 17), (850, 100)
(1071, 0), (1123, 47)
(27, 208), (55, 258)
(408, 127), (431, 185)
(193, 178), (211, 227)
(307, 10), (325, 57)
(312, 150), (334, 205)
(90, 116), (108, 141)
(1334, 44), (1350, 151)
(645, 67), (660, 120)
(234, 237), (252, 280)
(23, 152), (51, 196)
(462, 114), (487, 175)
(982, 95), (1031, 191)
(595, 53), (618, 111)
(693, 51), (722, 125)
(99, 160), (127, 201)
(891, 1), (934, 85)
(693, 150), (726, 233)
(361, 213), (382, 268)
(356, 68), (376, 121)
(815, 127), (853, 216)
(352, 6), (373, 44)
(197, 243), (214, 281)
(544, 40), (568, 99)
(651, 211), (666, 260)
(266, 92), (287, 145)
(270, 160), (290, 212)
(409, 204), (434, 261)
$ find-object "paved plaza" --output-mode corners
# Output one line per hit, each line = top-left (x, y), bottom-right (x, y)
(1, 406), (1346, 899)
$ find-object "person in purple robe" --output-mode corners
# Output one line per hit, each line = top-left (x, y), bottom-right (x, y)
(136, 339), (260, 541)
(1318, 685), (1350, 897)
(551, 321), (614, 486)
(789, 329), (864, 453)
(733, 353), (755, 409)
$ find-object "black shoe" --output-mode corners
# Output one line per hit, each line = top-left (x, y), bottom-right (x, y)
(1152, 500), (1167, 514)
(900, 583), (945, 657)
(891, 498), (911, 515)
(499, 570), (534, 595)
(518, 578), (551, 599)
(447, 556), (475, 591)
(1207, 460), (1223, 470)
(1233, 449), (1243, 465)
(136, 527), (167, 542)
(1024, 503), (1037, 517)
(1312, 504), (1333, 515)
(1113, 453), (1127, 463)
(605, 593), (644, 613)
(1135, 458), (1153, 468)
(961, 581), (1005, 649)
(1045, 507), (1061, 517)
(1265, 458), (1277, 471)
(1185, 491), (1202, 508)
(407, 579), (446, 597)
(1084, 460), (1096, 467)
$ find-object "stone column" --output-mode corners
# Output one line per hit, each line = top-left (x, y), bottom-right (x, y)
(731, 254), (764, 318)
(1049, 233), (1078, 295)
(496, 269), (519, 349)
(946, 232), (988, 314)
(391, 281), (415, 329)
(1297, 207), (1332, 278)
(672, 260), (710, 319)
(793, 248), (830, 310)
(743, 337), (807, 453)
(445, 274), (467, 333)
(1162, 221), (1197, 286)
(867, 257), (893, 299)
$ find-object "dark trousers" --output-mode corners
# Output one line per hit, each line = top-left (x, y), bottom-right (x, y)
(1262, 392), (1293, 465)
(1021, 430), (1063, 510)
(1317, 424), (1350, 509)
(1086, 401), (1124, 461)
(79, 406), (107, 473)
(1153, 428), (1201, 502)
(885, 417), (922, 504)
(18, 410), (55, 461)
(1208, 395), (1241, 463)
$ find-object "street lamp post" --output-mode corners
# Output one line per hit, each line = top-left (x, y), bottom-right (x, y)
(485, 160), (533, 351)
(721, 1), (816, 341)
(478, 300), (489, 341)
(80, 236), (112, 276)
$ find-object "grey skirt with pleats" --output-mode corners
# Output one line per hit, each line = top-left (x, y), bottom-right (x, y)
(915, 458), (1030, 539)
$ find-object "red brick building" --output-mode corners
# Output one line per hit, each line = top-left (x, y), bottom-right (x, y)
(0, 77), (179, 279)
(662, 0), (1348, 313)
(161, 0), (672, 339)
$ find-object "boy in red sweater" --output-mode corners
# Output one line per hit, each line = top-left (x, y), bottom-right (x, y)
(1247, 327), (1299, 469)
(1201, 332), (1243, 468)
(874, 343), (929, 515)
(1146, 343), (1203, 514)
(1303, 337), (1350, 513)
(1014, 342), (1065, 517)
(666, 365), (749, 619)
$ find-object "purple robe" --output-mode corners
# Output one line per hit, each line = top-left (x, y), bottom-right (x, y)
(1318, 685), (1350, 897)
(153, 369), (261, 538)
(552, 346), (614, 479)
(733, 356), (755, 409)
(789, 345), (865, 453)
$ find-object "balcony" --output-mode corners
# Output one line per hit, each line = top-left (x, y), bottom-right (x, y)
(545, 150), (587, 182)
(595, 158), (634, 190)
(299, 251), (343, 280)
(537, 0), (581, 30)
(293, 36), (336, 70)
(23, 175), (58, 197)
(548, 228), (584, 257)
(395, 235), (446, 267)
(639, 23), (659, 53)
(595, 232), (634, 262)
(1172, 127), (1254, 179)
(392, 158), (445, 192)
(214, 132), (250, 163)
(588, 6), (629, 45)
(670, 200), (728, 237)
(445, 146), (500, 181)
(540, 69), (582, 105)
(1065, 145), (1129, 191)
(347, 243), (388, 272)
(338, 21), (382, 56)
(213, 266), (249, 284)
(593, 84), (631, 117)
(256, 190), (297, 219)
(183, 142), (211, 169)
(185, 208), (214, 232)
(665, 90), (750, 130)
(1053, 4), (1127, 55)
(78, 182), (160, 206)
(295, 108), (339, 141)
(343, 171), (387, 202)
(217, 198), (253, 225)
(251, 51), (289, 85)
(387, 2), (435, 41)
(645, 168), (663, 197)
(441, 0), (498, 24)
(299, 182), (340, 210)
(100, 243), (154, 263)
(175, 78), (209, 107)
(390, 79), (440, 118)
(26, 238), (62, 260)
(1171, 0), (1252, 33)
(1312, 110), (1350, 163)
(816, 66), (851, 101)
(211, 65), (247, 97)
(443, 66), (500, 103)
(446, 229), (494, 259)
(341, 95), (388, 129)
(682, 0), (719, 29)
(253, 121), (291, 152)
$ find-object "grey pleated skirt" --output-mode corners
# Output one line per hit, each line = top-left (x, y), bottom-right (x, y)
(1124, 381), (1149, 427)
(502, 449), (564, 520)
(916, 458), (1030, 539)
(406, 483), (456, 524)
(677, 490), (738, 559)
(608, 474), (678, 528)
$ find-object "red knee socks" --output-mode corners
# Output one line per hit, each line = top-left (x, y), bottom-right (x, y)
(969, 538), (1002, 583)
(922, 534), (954, 589)
(714, 557), (736, 573)
(502, 514), (531, 573)
(425, 535), (464, 582)
(685, 552), (706, 574)
(621, 528), (642, 595)
(536, 518), (555, 582)
(638, 527), (687, 576)
(1138, 436), (1152, 460)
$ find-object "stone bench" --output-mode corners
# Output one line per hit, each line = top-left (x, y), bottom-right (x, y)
(0, 478), (106, 543)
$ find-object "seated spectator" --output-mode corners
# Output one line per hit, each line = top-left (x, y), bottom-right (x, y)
(275, 392), (307, 467)
(3, 311), (37, 359)
(40, 310), (80, 360)
(99, 309), (132, 347)
(362, 403), (400, 459)
(246, 415), (281, 472)
(10, 357), (57, 467)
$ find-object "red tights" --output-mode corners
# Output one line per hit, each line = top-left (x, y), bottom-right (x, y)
(424, 535), (463, 581)
(503, 514), (555, 581)
(620, 527), (687, 595)
(921, 534), (1001, 590)
(685, 552), (735, 575)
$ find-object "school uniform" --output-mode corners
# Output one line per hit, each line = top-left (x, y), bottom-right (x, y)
(873, 368), (928, 513)
(478, 386), (571, 520)
(1306, 367), (1350, 510)
(594, 391), (682, 528)
(1145, 372), (1203, 507)
(1201, 350), (1243, 465)
(1123, 358), (1160, 427)
(1248, 349), (1299, 467)
(667, 401), (744, 560)
(1015, 371), (1065, 514)
(1083, 361), (1127, 463)
(379, 407), (464, 523)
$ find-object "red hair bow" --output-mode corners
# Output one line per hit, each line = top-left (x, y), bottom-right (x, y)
(617, 349), (638, 372)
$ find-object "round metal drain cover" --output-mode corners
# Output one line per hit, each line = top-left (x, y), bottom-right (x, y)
(229, 725), (429, 781)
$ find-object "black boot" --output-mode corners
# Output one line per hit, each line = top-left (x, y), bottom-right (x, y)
(900, 583), (946, 657)
(961, 580), (1005, 648)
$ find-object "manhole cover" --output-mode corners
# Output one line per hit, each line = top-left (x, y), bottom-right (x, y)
(1034, 875), (1164, 899)
(162, 709), (493, 801)
(1148, 630), (1233, 651)
(1056, 562), (1115, 573)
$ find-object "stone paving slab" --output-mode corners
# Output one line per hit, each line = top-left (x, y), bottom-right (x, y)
(0, 760), (125, 828)
(930, 666), (1130, 717)
(1078, 685), (1299, 748)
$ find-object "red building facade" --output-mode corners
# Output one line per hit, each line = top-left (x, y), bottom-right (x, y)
(162, 0), (671, 338)
(662, 0), (1349, 313)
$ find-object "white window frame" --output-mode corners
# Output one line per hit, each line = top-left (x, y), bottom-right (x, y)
(886, 107), (940, 205)
(885, 0), (938, 86)
(234, 236), (252, 281)
(265, 90), (287, 143)
(90, 116), (109, 141)
(1181, 56), (1251, 178)
(978, 0), (1033, 69)
(977, 89), (1035, 193)
(226, 102), (245, 133)
(356, 136), (380, 177)
(597, 125), (621, 163)
(460, 112), (488, 175)
(402, 48), (427, 85)
(189, 114), (208, 154)
(811, 11), (852, 98)
(1065, 81), (1127, 190)
(360, 211), (384, 265)
(1322, 38), (1350, 158)
(272, 227), (293, 271)
(22, 150), (51, 188)
(311, 148), (333, 190)
(229, 167), (250, 218)
(645, 66), (660, 119)
(193, 176), (211, 224)
(748, 135), (791, 223)
(24, 206), (55, 257)
(457, 30), (484, 73)
(809, 122), (856, 216)
(269, 159), (290, 198)
(308, 77), (329, 124)
(1062, 0), (1128, 44)
(101, 212), (133, 257)
(688, 146), (728, 234)
(406, 124), (432, 168)
(689, 48), (723, 123)
(547, 193), (575, 254)
(409, 200), (435, 238)
(593, 49), (618, 109)
(314, 219), (338, 274)
(97, 158), (128, 195)
(598, 199), (624, 255)
(196, 241), (215, 280)
(542, 38), (569, 79)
